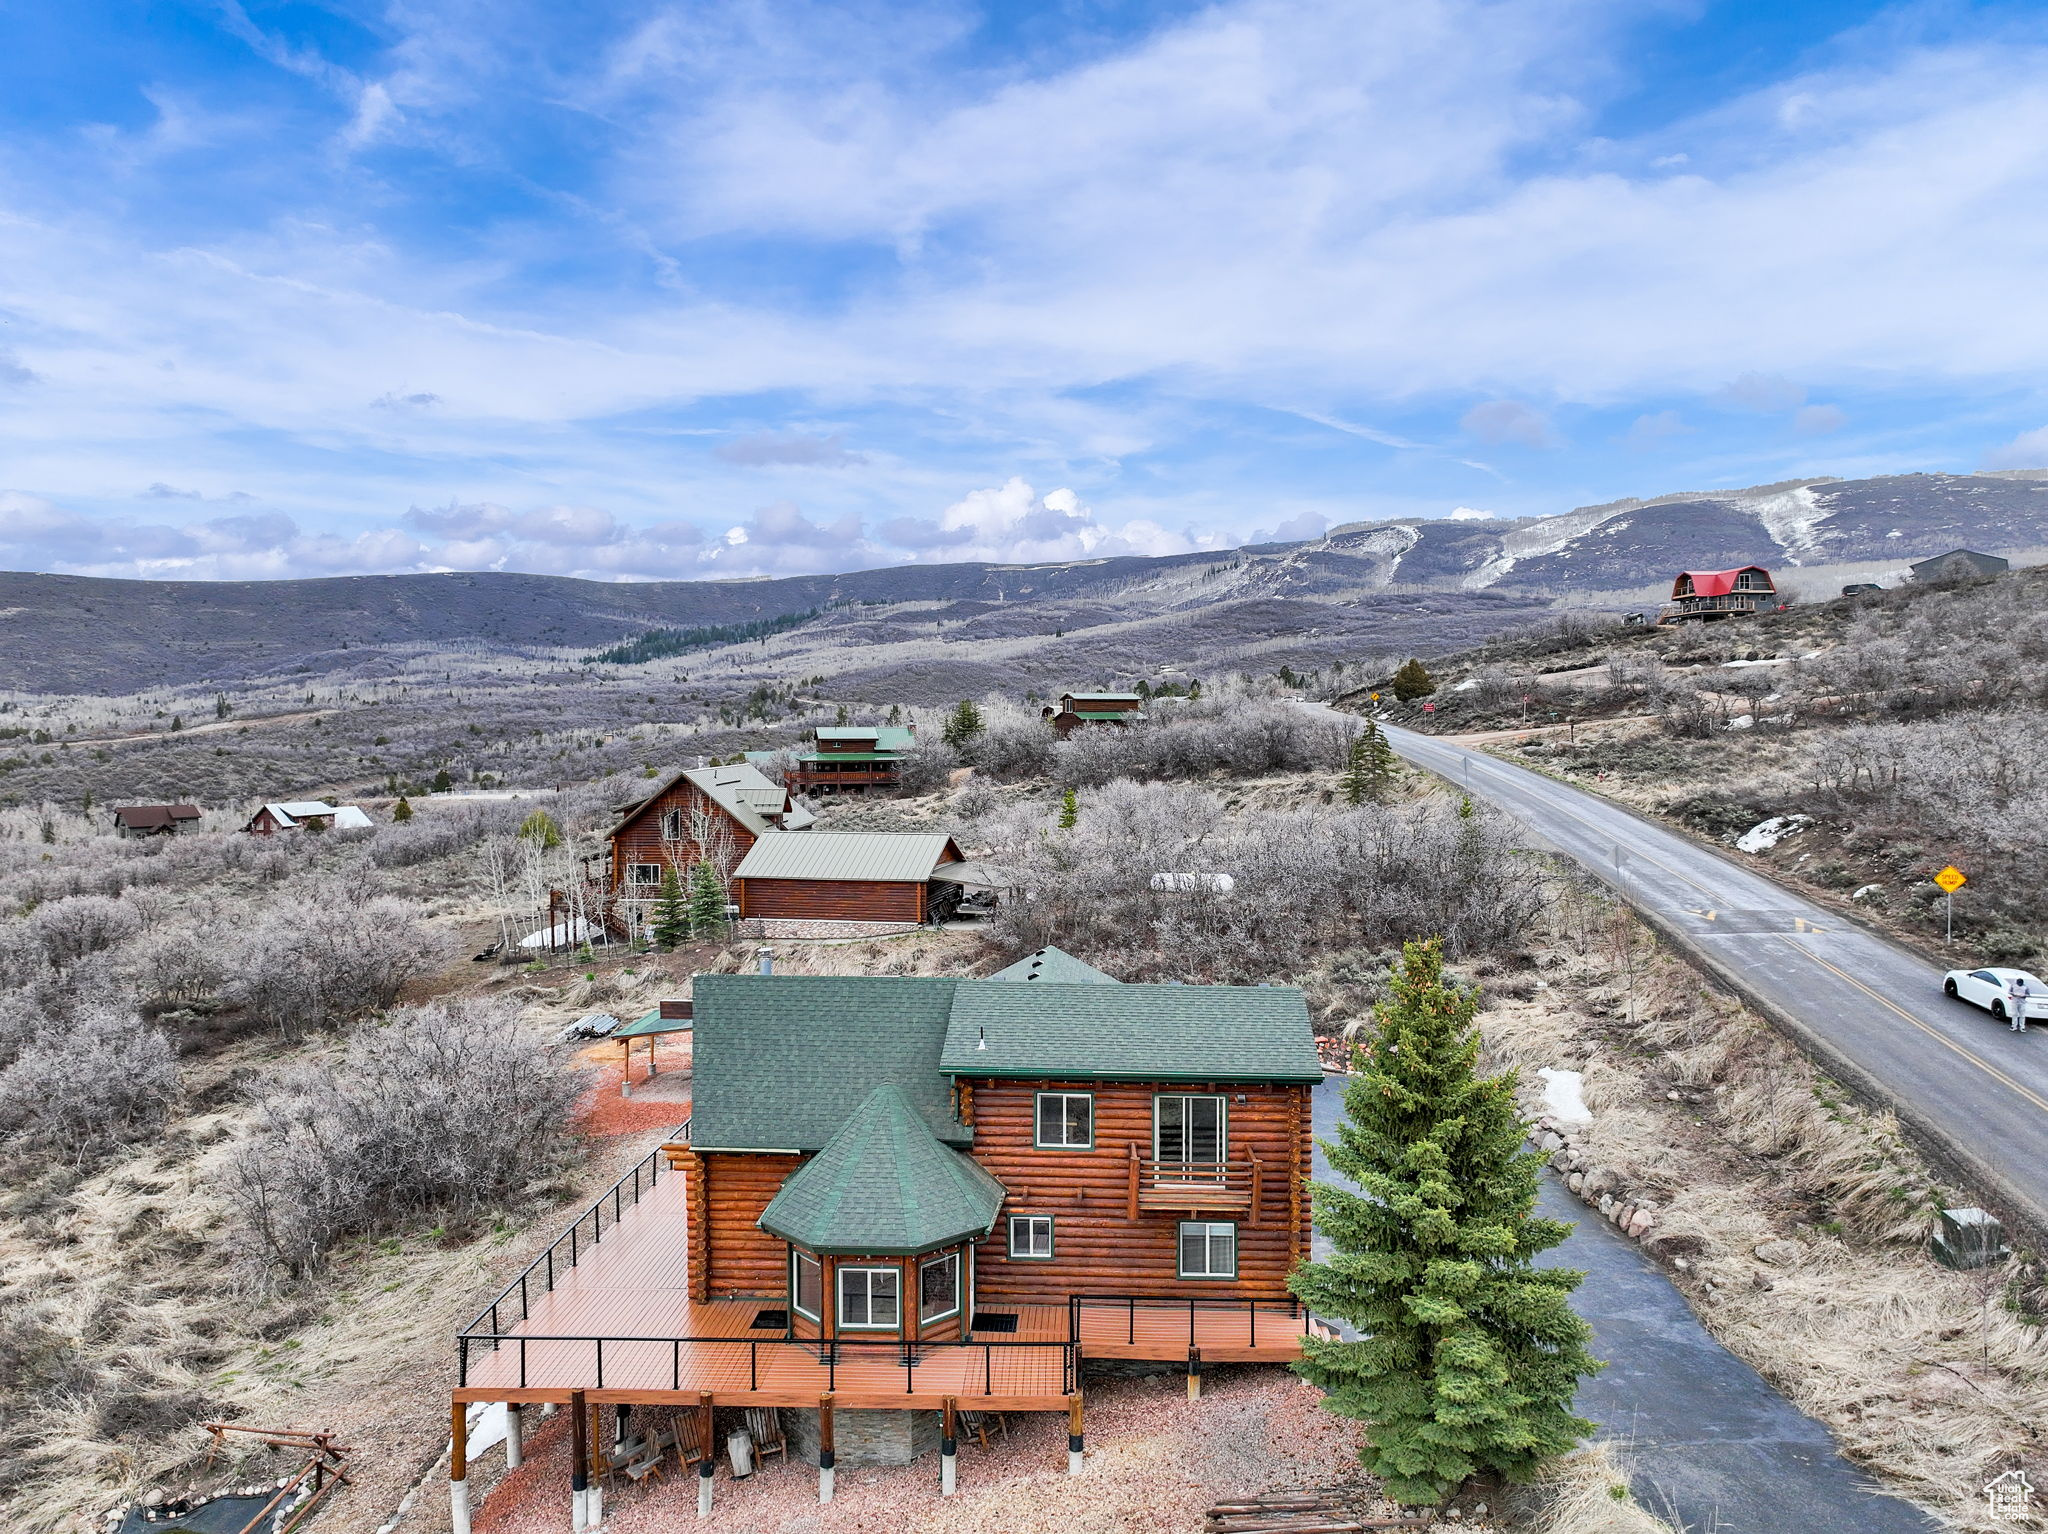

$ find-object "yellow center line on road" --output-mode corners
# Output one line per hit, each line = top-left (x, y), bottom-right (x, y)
(1791, 941), (2048, 1115)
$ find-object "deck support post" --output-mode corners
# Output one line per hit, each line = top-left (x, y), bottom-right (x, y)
(697, 1394), (715, 1518)
(818, 1393), (836, 1504)
(586, 1395), (604, 1529)
(1187, 1346), (1203, 1400)
(505, 1404), (523, 1469)
(941, 1397), (958, 1496)
(450, 1401), (472, 1534)
(1068, 1392), (1085, 1475)
(569, 1391), (588, 1532)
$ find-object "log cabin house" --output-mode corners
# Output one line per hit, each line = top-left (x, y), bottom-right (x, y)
(1041, 692), (1146, 740)
(603, 764), (814, 939)
(449, 950), (1322, 1517)
(1658, 565), (1778, 623)
(730, 830), (966, 930)
(788, 725), (916, 793)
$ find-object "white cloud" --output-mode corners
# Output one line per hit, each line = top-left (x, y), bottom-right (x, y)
(1625, 409), (1693, 445)
(1460, 400), (1558, 450)
(1713, 373), (1807, 413)
(1447, 505), (1494, 520)
(1793, 403), (1848, 435)
(1984, 425), (2048, 469)
(875, 477), (1221, 564)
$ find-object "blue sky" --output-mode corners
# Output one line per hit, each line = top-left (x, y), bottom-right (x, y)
(4, 0), (2048, 581)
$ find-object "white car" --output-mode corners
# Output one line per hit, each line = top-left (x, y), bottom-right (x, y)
(1944, 967), (2048, 1023)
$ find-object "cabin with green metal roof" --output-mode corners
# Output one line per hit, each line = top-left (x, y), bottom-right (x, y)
(792, 723), (919, 793)
(672, 961), (1320, 1346)
(1040, 690), (1147, 739)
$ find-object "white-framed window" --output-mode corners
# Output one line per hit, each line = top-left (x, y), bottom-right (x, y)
(1178, 1222), (1237, 1280)
(837, 1266), (900, 1329)
(1007, 1215), (1054, 1260)
(628, 862), (663, 886)
(1155, 1094), (1226, 1163)
(919, 1252), (960, 1323)
(661, 808), (685, 841)
(791, 1250), (822, 1321)
(1034, 1091), (1094, 1150)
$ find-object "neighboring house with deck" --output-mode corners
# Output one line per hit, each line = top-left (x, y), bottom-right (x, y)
(449, 949), (1322, 1513)
(242, 801), (373, 835)
(1041, 692), (1146, 739)
(604, 764), (814, 939)
(730, 830), (965, 931)
(787, 725), (917, 793)
(112, 803), (201, 838)
(1658, 565), (1778, 623)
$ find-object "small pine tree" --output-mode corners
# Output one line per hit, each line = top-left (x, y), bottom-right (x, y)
(887, 703), (903, 725)
(651, 870), (689, 949)
(1187, 679), (1202, 699)
(432, 766), (453, 793)
(170, 715), (184, 732)
(214, 692), (231, 719)
(1341, 734), (1370, 806)
(519, 809), (563, 850)
(687, 860), (727, 938)
(391, 795), (414, 823)
(942, 700), (985, 749)
(1391, 658), (1437, 702)
(1292, 939), (1599, 1507)
(1058, 787), (1079, 830)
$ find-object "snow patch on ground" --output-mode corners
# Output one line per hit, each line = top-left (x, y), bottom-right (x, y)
(1537, 1066), (1592, 1126)
(1736, 814), (1814, 853)
(1852, 885), (1884, 901)
(1726, 714), (1755, 730)
(1451, 677), (1479, 691)
(1742, 484), (1830, 561)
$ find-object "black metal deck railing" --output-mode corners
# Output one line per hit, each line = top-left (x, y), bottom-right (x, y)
(1067, 1293), (1304, 1349)
(461, 1129), (686, 1341)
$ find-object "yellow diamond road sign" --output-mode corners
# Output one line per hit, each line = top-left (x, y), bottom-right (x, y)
(1935, 865), (1967, 893)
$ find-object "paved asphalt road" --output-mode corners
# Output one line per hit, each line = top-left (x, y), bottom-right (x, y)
(1321, 708), (2048, 1239)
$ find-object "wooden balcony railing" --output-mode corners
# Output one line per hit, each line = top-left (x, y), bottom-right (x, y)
(791, 767), (899, 787)
(1126, 1144), (1263, 1222)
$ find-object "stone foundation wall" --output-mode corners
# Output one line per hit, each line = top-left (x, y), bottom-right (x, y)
(736, 918), (922, 940)
(784, 1406), (942, 1467)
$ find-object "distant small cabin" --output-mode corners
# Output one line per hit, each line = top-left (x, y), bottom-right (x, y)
(1041, 692), (1147, 739)
(1659, 566), (1777, 624)
(243, 800), (373, 835)
(790, 724), (917, 793)
(731, 830), (965, 929)
(1910, 549), (2008, 583)
(112, 804), (200, 839)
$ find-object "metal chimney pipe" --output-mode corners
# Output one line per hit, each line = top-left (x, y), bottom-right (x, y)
(758, 947), (774, 976)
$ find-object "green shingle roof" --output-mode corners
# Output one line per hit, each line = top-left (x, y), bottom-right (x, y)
(614, 1009), (691, 1038)
(940, 981), (1322, 1083)
(814, 726), (916, 751)
(986, 946), (1120, 984)
(757, 1084), (1006, 1256)
(731, 831), (961, 884)
(687, 975), (968, 1151)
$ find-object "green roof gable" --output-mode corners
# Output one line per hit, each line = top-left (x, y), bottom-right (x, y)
(986, 946), (1120, 984)
(758, 1084), (1006, 1256)
(940, 981), (1322, 1083)
(688, 975), (968, 1152)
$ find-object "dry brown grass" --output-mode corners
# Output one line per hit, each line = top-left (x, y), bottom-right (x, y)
(1479, 893), (2048, 1531)
(1513, 1444), (1675, 1534)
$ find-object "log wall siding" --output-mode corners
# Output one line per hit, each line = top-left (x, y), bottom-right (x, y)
(699, 1151), (805, 1299)
(608, 781), (758, 902)
(735, 878), (925, 924)
(965, 1079), (1310, 1302)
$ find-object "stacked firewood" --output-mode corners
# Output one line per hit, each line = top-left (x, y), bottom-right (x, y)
(1201, 1488), (1433, 1534)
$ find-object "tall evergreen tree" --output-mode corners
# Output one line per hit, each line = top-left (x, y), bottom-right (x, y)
(1342, 718), (1400, 806)
(942, 699), (986, 749)
(687, 860), (728, 939)
(1292, 939), (1599, 1507)
(1058, 786), (1079, 830)
(431, 766), (454, 793)
(1391, 658), (1437, 701)
(651, 869), (689, 949)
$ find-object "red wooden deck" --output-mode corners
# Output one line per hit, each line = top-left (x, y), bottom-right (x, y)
(455, 1162), (1307, 1411)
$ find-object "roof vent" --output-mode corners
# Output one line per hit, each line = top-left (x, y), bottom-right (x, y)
(977, 1025), (987, 1052)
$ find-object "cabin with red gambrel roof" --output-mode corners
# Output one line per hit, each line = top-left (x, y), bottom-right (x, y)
(1659, 565), (1777, 623)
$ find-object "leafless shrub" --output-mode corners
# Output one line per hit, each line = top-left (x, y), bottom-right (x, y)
(121, 919), (230, 1013)
(0, 1015), (179, 1168)
(230, 886), (444, 1035)
(1048, 700), (1355, 787)
(221, 998), (581, 1277)
(28, 894), (141, 969)
(891, 737), (960, 795)
(988, 779), (1541, 979)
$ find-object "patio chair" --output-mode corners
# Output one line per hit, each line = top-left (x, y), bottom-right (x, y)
(743, 1409), (787, 1465)
(959, 1410), (1008, 1449)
